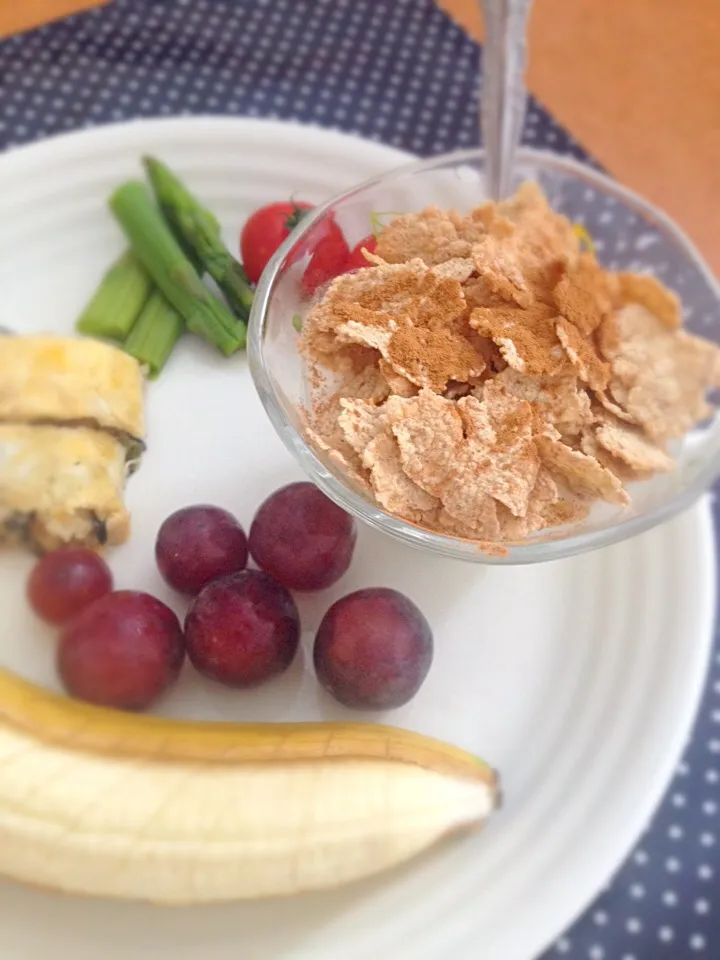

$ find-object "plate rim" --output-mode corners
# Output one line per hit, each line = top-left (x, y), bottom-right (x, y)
(0, 114), (414, 179)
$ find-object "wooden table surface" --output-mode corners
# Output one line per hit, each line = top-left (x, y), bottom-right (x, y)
(0, 0), (107, 39)
(4, 0), (719, 275)
(441, 0), (720, 275)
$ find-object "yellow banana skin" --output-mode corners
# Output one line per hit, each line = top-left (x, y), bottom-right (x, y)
(0, 669), (498, 904)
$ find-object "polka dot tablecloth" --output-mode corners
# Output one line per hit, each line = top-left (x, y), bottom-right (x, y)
(0, 1), (718, 956)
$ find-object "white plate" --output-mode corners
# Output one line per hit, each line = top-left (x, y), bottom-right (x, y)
(0, 118), (715, 960)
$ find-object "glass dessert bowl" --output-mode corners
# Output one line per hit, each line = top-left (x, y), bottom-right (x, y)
(248, 148), (720, 564)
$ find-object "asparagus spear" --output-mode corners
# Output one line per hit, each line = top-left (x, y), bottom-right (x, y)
(109, 181), (245, 356)
(143, 156), (254, 321)
(123, 289), (184, 379)
(76, 251), (152, 341)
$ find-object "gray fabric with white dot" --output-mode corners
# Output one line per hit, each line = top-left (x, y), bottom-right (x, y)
(0, 0), (718, 956)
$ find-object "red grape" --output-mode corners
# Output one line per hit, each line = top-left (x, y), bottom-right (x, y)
(249, 482), (356, 591)
(313, 587), (433, 710)
(185, 570), (300, 688)
(58, 591), (185, 711)
(27, 548), (113, 625)
(155, 505), (248, 595)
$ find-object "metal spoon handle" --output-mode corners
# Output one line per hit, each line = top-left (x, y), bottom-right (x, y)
(480, 0), (533, 200)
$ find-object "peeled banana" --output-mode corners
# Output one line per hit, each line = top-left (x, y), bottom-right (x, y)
(0, 668), (498, 903)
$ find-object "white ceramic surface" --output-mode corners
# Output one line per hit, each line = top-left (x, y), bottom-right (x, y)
(0, 117), (715, 960)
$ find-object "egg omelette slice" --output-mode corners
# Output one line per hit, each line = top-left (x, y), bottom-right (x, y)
(0, 334), (145, 460)
(0, 424), (131, 553)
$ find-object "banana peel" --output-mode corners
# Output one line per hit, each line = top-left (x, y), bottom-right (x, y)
(0, 668), (499, 903)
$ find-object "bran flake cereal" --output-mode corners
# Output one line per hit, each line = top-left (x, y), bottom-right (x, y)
(496, 368), (593, 437)
(594, 411), (675, 474)
(470, 301), (567, 376)
(385, 390), (463, 496)
(579, 429), (653, 485)
(555, 316), (610, 391)
(375, 207), (472, 266)
(536, 433), (630, 506)
(611, 271), (682, 328)
(552, 253), (610, 336)
(299, 182), (720, 548)
(470, 234), (533, 308)
(598, 304), (720, 441)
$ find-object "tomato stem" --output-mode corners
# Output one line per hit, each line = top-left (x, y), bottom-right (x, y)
(285, 205), (310, 231)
